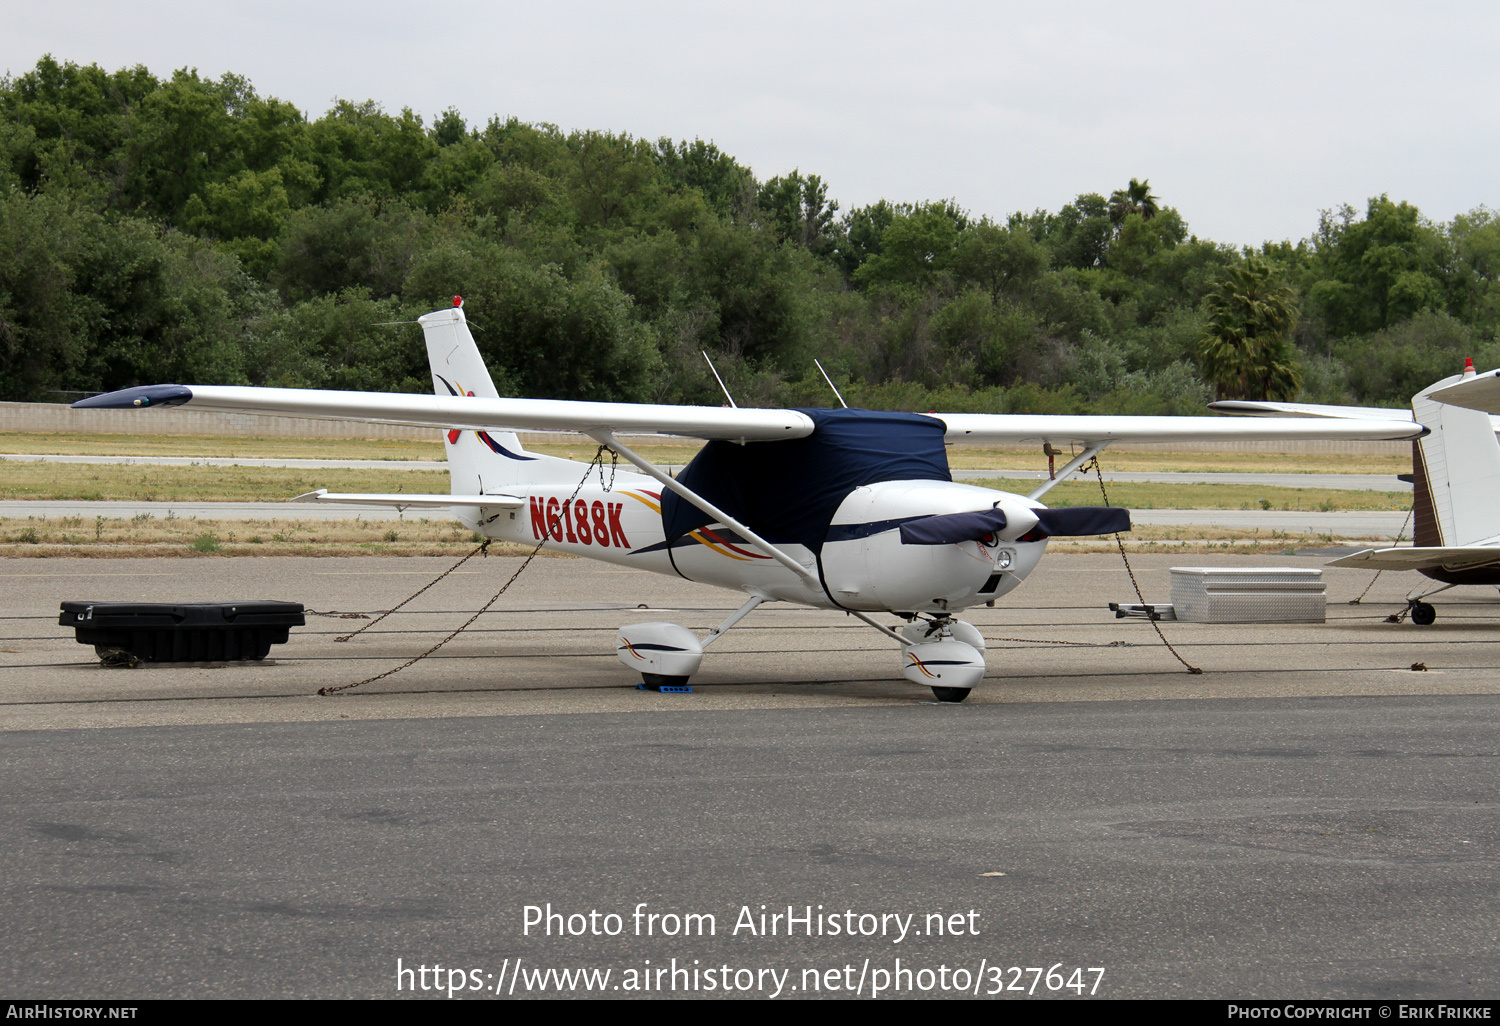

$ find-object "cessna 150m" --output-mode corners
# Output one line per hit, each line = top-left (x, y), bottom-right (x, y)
(1214, 359), (1500, 626)
(74, 300), (1426, 701)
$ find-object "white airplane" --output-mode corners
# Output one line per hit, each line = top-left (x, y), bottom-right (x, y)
(74, 299), (1425, 700)
(1213, 359), (1500, 625)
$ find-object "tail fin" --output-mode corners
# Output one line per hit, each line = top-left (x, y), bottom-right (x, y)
(1411, 372), (1500, 546)
(418, 300), (535, 494)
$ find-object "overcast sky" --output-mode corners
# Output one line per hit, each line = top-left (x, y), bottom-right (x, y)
(3, 0), (1495, 246)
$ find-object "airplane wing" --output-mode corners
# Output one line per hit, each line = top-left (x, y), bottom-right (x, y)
(75, 384), (1426, 445)
(1327, 546), (1500, 571)
(292, 489), (524, 510)
(930, 413), (1423, 445)
(74, 384), (816, 442)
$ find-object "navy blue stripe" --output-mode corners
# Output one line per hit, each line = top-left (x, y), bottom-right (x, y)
(477, 430), (536, 461)
(824, 516), (929, 542)
(436, 376), (536, 461)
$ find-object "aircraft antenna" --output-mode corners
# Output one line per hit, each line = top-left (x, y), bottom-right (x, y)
(814, 359), (848, 409)
(702, 351), (738, 408)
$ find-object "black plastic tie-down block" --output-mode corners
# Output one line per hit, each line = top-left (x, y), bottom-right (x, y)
(60, 601), (306, 663)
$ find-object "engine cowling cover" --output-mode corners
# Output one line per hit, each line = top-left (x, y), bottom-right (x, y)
(819, 480), (1044, 612)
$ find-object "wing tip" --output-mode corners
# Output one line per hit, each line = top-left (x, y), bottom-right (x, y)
(72, 385), (193, 410)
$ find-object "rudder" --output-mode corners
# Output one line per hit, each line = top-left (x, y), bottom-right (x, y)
(418, 300), (535, 493)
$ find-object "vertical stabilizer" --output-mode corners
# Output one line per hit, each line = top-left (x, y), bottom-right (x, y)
(417, 301), (534, 494)
(1411, 372), (1500, 545)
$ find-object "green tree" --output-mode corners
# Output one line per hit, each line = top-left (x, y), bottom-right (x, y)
(655, 138), (754, 220)
(833, 200), (899, 278)
(949, 220), (1049, 300)
(1197, 257), (1302, 400)
(852, 201), (967, 292)
(273, 196), (428, 301)
(1018, 193), (1113, 269)
(1301, 196), (1450, 338)
(1108, 178), (1159, 225)
(757, 171), (838, 255)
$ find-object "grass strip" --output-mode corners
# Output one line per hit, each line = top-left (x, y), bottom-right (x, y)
(0, 431), (1413, 475)
(0, 463), (452, 501)
(0, 515), (551, 558)
(0, 516), (1391, 559)
(0, 460), (1413, 510)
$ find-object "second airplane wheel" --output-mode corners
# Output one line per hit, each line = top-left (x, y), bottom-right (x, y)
(931, 687), (972, 703)
(1411, 602), (1437, 626)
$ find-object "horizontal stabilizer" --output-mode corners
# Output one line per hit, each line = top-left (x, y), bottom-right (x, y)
(1326, 546), (1500, 571)
(1430, 369), (1500, 414)
(292, 489), (524, 509)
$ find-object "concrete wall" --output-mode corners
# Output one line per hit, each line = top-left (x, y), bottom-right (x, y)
(0, 401), (1409, 454)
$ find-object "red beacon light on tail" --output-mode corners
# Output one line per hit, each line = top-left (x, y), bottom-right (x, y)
(453, 295), (463, 308)
(1464, 357), (1476, 378)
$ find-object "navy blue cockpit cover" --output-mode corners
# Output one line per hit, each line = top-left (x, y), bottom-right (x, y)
(661, 408), (950, 553)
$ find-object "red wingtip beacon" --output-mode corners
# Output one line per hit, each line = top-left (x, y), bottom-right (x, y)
(1464, 356), (1476, 378)
(453, 295), (463, 308)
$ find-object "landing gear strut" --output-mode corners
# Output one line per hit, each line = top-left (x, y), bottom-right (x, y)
(1402, 583), (1453, 626)
(893, 615), (987, 703)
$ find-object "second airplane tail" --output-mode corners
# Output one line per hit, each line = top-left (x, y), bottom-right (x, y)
(1410, 372), (1500, 547)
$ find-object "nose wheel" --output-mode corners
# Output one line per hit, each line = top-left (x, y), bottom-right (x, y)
(931, 686), (972, 703)
(1410, 601), (1436, 626)
(639, 672), (692, 692)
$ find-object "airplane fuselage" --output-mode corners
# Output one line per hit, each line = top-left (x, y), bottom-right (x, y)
(455, 463), (1047, 615)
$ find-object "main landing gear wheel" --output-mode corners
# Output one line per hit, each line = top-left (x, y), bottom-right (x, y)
(1411, 602), (1437, 626)
(931, 686), (972, 703)
(640, 672), (691, 691)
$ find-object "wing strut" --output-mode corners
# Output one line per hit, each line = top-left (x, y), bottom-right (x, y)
(1028, 445), (1108, 500)
(590, 431), (820, 586)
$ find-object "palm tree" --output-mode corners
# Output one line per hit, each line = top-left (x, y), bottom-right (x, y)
(1198, 257), (1302, 401)
(1108, 178), (1160, 225)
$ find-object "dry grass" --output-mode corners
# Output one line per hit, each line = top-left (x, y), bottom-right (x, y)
(0, 431), (1412, 474)
(0, 461), (1412, 509)
(0, 514), (1389, 559)
(0, 515), (552, 558)
(943, 446), (1410, 474)
(0, 462), (452, 501)
(0, 431), (1413, 558)
(0, 431), (447, 460)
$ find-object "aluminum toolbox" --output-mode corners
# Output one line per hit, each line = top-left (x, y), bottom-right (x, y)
(59, 601), (305, 662)
(1169, 567), (1325, 623)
